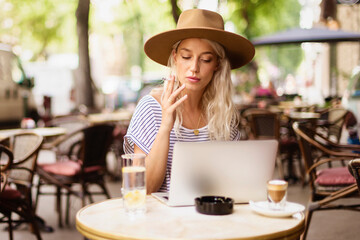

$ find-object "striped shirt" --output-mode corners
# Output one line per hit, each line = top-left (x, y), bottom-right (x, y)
(124, 95), (241, 192)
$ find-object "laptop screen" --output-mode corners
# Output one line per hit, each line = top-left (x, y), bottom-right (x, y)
(167, 140), (278, 206)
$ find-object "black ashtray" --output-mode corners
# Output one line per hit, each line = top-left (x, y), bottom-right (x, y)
(195, 196), (234, 215)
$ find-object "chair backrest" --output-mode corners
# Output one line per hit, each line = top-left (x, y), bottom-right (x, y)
(292, 122), (318, 185)
(0, 144), (13, 172)
(6, 133), (43, 184)
(46, 115), (90, 157)
(242, 108), (272, 118)
(348, 159), (360, 193)
(79, 124), (115, 169)
(243, 109), (279, 140)
(321, 107), (349, 143)
(0, 144), (13, 192)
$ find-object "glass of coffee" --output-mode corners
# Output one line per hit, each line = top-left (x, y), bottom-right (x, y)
(267, 179), (288, 210)
(121, 153), (146, 216)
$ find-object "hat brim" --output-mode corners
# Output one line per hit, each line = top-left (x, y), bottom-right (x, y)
(144, 28), (255, 69)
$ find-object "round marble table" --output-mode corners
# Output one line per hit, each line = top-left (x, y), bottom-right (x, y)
(0, 127), (67, 140)
(87, 111), (132, 124)
(76, 196), (305, 240)
(285, 112), (320, 121)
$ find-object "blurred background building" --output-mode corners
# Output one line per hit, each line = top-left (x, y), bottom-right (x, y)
(1, 0), (360, 125)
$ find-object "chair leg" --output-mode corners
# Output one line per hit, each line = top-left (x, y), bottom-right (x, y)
(301, 209), (313, 240)
(28, 215), (42, 240)
(30, 222), (43, 240)
(8, 212), (13, 240)
(34, 179), (41, 212)
(100, 182), (111, 199)
(65, 191), (71, 226)
(81, 183), (88, 207)
(295, 150), (306, 186)
(276, 155), (285, 179)
(56, 187), (63, 228)
(87, 192), (94, 204)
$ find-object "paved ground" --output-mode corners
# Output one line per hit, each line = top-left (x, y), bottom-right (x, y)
(1, 160), (360, 240)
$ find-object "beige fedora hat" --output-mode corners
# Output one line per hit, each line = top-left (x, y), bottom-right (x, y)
(144, 9), (255, 69)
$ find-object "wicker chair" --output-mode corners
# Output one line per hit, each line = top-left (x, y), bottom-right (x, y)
(348, 159), (360, 194)
(0, 133), (44, 240)
(35, 123), (115, 227)
(316, 107), (349, 144)
(43, 114), (90, 157)
(241, 108), (272, 139)
(293, 122), (360, 240)
(243, 108), (302, 181)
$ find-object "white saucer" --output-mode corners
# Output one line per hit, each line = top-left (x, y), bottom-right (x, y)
(249, 201), (305, 218)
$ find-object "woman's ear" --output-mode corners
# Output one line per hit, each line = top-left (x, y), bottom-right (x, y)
(214, 61), (220, 71)
(172, 50), (177, 64)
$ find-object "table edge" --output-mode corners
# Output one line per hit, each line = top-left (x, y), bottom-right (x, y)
(76, 197), (305, 240)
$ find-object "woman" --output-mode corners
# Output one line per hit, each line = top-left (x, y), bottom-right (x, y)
(124, 9), (255, 193)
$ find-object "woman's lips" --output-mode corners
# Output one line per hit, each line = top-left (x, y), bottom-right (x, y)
(187, 76), (200, 83)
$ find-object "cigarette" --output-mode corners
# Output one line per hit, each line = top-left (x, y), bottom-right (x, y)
(162, 77), (177, 82)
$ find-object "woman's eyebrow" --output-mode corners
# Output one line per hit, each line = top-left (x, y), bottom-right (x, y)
(179, 48), (215, 56)
(179, 48), (191, 53)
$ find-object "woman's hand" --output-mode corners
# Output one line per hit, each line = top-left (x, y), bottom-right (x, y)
(143, 76), (187, 193)
(160, 76), (187, 132)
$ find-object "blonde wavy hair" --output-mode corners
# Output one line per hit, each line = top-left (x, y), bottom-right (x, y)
(163, 39), (239, 140)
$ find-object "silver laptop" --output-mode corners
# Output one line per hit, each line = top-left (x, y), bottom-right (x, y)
(152, 140), (278, 206)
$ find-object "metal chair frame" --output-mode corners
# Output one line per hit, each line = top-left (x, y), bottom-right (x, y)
(348, 159), (360, 194)
(293, 122), (360, 240)
(0, 133), (44, 240)
(35, 123), (114, 227)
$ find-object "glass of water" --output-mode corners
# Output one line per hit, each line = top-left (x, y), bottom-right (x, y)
(121, 153), (146, 216)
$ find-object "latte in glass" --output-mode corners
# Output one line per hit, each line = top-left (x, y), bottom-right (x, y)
(267, 179), (288, 209)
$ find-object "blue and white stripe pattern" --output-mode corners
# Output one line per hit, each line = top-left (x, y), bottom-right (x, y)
(124, 95), (240, 192)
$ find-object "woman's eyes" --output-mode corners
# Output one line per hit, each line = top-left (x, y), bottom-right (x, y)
(201, 58), (212, 63)
(181, 56), (212, 62)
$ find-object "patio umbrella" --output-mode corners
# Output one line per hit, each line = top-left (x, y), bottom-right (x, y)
(252, 27), (360, 46)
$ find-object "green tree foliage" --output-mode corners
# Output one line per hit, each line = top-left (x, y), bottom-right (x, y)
(227, 0), (301, 39)
(227, 0), (303, 88)
(0, 0), (304, 95)
(91, 0), (175, 74)
(0, 0), (77, 60)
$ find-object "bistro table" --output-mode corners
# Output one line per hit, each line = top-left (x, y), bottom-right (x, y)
(76, 196), (305, 240)
(285, 112), (320, 121)
(0, 127), (67, 140)
(87, 110), (133, 125)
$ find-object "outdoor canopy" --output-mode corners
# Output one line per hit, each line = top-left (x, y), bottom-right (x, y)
(251, 27), (360, 46)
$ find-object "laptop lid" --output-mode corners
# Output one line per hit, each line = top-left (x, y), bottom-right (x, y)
(165, 140), (278, 206)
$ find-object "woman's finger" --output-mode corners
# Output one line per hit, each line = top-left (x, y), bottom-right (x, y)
(168, 94), (188, 111)
(168, 83), (185, 103)
(172, 83), (186, 97)
(163, 76), (175, 101)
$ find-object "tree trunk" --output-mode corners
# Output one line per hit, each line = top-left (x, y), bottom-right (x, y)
(320, 0), (337, 22)
(75, 0), (95, 110)
(169, 0), (181, 23)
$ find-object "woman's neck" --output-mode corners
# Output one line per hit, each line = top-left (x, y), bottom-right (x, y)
(181, 92), (206, 130)
(181, 90), (203, 111)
